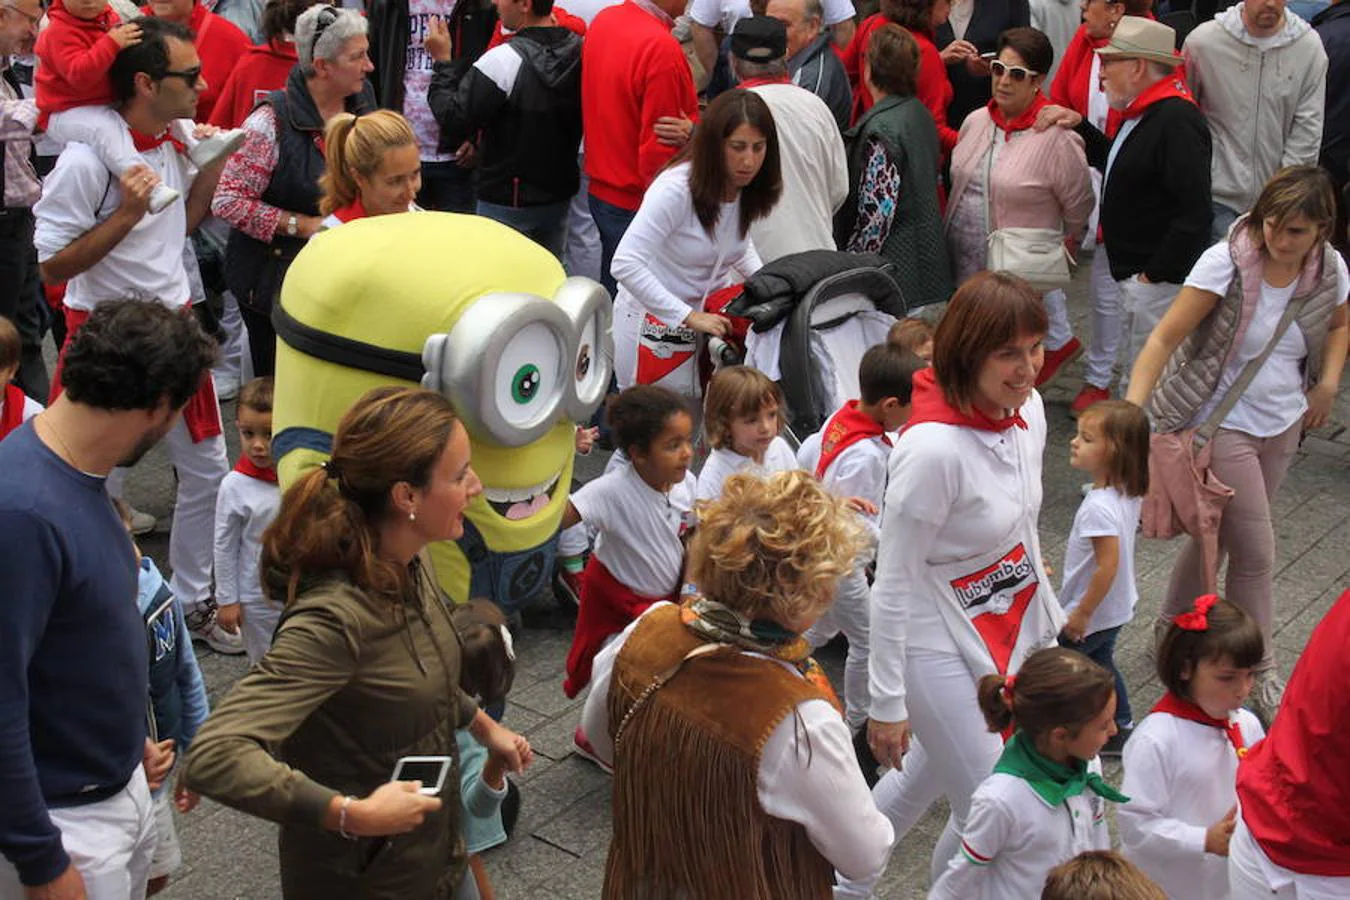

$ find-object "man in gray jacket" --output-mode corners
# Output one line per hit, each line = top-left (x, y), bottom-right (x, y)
(1184, 0), (1327, 241)
(767, 0), (851, 129)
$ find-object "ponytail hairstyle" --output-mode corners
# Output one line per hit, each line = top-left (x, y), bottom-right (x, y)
(977, 647), (1115, 742)
(1079, 399), (1150, 497)
(1157, 595), (1263, 699)
(318, 110), (418, 215)
(261, 386), (461, 606)
(451, 599), (516, 707)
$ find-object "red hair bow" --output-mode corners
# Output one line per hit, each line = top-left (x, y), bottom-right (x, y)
(1174, 594), (1220, 632)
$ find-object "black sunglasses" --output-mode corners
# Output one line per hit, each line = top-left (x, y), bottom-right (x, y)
(990, 60), (1040, 82)
(157, 66), (203, 84)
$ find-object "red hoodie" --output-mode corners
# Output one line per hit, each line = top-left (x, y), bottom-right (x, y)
(582, 0), (698, 211)
(486, 6), (586, 50)
(33, 0), (121, 122)
(141, 1), (252, 122)
(842, 14), (957, 153)
(208, 38), (297, 128)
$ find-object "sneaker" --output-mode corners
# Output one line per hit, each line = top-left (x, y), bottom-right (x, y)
(1100, 725), (1133, 759)
(572, 726), (612, 773)
(1036, 336), (1083, 388)
(1070, 384), (1112, 417)
(187, 607), (245, 655)
(147, 183), (181, 215)
(125, 504), (157, 536)
(188, 128), (246, 168)
(1249, 669), (1286, 727)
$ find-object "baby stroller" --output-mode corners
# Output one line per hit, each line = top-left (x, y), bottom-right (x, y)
(724, 250), (908, 443)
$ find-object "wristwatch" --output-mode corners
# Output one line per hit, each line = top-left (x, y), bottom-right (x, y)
(286, 214), (298, 237)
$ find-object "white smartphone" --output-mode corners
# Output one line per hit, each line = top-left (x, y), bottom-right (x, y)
(391, 756), (453, 796)
(980, 50), (997, 59)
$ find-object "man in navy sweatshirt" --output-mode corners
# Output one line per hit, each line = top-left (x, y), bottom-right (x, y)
(0, 300), (216, 900)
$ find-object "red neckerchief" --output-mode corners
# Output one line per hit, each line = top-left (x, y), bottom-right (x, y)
(234, 455), (278, 483)
(815, 400), (890, 479)
(1152, 691), (1249, 758)
(904, 367), (1028, 433)
(1119, 70), (1193, 121)
(130, 128), (186, 154)
(987, 92), (1050, 138)
(738, 74), (791, 90)
(0, 383), (26, 441)
(331, 197), (368, 223)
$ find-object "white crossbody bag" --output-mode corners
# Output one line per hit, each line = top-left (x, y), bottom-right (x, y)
(982, 126), (1075, 289)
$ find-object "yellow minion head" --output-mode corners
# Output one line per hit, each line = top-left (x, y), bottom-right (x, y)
(271, 212), (611, 610)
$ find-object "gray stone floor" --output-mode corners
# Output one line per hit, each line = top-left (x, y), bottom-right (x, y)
(99, 257), (1350, 900)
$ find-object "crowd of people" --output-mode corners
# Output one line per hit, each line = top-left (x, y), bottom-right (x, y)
(1, 0), (1348, 895)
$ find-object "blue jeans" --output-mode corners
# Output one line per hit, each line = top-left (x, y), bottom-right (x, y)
(1060, 625), (1132, 727)
(476, 200), (569, 260)
(1211, 201), (1240, 244)
(587, 193), (637, 298)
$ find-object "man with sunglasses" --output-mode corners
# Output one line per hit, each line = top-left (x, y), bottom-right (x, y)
(34, 15), (235, 687)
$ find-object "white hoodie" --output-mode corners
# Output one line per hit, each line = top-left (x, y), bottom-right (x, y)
(1183, 3), (1327, 212)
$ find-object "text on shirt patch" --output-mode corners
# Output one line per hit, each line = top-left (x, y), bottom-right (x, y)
(948, 542), (1038, 674)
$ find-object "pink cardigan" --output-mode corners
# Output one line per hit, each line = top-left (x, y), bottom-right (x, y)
(945, 108), (1095, 240)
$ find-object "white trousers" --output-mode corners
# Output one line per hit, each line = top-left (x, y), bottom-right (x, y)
(1082, 248), (1124, 389)
(240, 595), (282, 666)
(1117, 276), (1180, 386)
(564, 164), (603, 284)
(1042, 288), (1074, 352)
(0, 768), (156, 900)
(804, 567), (872, 730)
(109, 413), (229, 611)
(1229, 817), (1350, 900)
(834, 648), (1002, 898)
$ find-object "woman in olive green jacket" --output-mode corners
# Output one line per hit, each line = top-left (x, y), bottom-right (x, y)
(185, 387), (531, 899)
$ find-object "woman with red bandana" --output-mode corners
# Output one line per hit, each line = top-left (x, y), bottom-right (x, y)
(316, 110), (422, 227)
(837, 271), (1064, 897)
(946, 27), (1092, 389)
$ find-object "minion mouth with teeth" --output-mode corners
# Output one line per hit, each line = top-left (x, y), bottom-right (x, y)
(269, 212), (612, 613)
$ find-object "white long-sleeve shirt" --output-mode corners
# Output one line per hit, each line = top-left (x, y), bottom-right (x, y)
(1119, 709), (1265, 899)
(611, 162), (763, 328)
(797, 428), (889, 548)
(580, 603), (895, 882)
(212, 470), (280, 612)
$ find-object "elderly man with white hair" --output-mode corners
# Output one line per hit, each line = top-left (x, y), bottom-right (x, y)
(766, 0), (851, 128)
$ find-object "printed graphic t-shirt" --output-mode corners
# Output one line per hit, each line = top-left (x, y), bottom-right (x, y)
(404, 0), (457, 162)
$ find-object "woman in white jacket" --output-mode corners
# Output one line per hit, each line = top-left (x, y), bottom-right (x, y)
(610, 89), (781, 399)
(838, 271), (1066, 896)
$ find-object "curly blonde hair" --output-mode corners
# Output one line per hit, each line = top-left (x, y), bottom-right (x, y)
(688, 470), (864, 626)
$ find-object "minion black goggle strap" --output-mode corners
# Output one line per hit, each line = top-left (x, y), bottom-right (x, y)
(272, 276), (613, 449)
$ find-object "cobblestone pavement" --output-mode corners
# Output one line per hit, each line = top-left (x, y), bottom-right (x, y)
(99, 257), (1350, 900)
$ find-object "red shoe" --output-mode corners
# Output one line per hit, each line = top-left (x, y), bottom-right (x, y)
(573, 726), (613, 773)
(1036, 337), (1083, 388)
(1070, 385), (1112, 417)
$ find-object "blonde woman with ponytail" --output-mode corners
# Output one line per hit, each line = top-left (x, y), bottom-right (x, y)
(184, 386), (532, 900)
(318, 109), (422, 226)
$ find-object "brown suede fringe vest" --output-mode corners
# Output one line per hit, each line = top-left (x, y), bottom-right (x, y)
(603, 605), (836, 900)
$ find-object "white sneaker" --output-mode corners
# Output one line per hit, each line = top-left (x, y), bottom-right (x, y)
(126, 505), (157, 536)
(188, 608), (246, 655)
(188, 128), (246, 168)
(214, 374), (240, 401)
(148, 183), (181, 214)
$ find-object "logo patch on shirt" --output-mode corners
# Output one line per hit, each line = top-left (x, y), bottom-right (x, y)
(949, 542), (1038, 674)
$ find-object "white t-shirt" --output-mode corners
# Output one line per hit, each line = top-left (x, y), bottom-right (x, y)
(1120, 709), (1265, 900)
(213, 470), (281, 612)
(688, 0), (854, 31)
(579, 602), (895, 882)
(930, 762), (1112, 900)
(571, 463), (697, 598)
(695, 436), (797, 502)
(34, 140), (195, 311)
(1185, 241), (1349, 438)
(1058, 486), (1142, 634)
(404, 0), (457, 161)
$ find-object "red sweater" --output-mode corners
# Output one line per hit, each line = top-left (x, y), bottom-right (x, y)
(486, 6), (586, 50)
(141, 2), (251, 122)
(33, 0), (121, 122)
(207, 39), (297, 128)
(842, 15), (957, 153)
(581, 0), (697, 211)
(1237, 588), (1350, 876)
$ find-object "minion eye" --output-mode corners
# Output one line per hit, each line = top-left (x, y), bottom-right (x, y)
(552, 277), (613, 422)
(512, 364), (541, 404)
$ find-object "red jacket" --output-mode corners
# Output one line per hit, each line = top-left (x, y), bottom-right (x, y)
(581, 0), (697, 211)
(486, 6), (586, 50)
(842, 15), (957, 153)
(141, 2), (251, 122)
(33, 0), (121, 122)
(1237, 588), (1350, 876)
(207, 39), (297, 128)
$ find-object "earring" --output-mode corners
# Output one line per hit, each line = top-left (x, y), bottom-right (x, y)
(409, 511), (417, 522)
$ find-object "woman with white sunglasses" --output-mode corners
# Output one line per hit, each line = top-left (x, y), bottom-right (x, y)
(945, 26), (1094, 388)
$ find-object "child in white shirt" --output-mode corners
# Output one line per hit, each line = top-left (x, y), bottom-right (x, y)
(1058, 399), (1150, 756)
(213, 377), (280, 664)
(931, 647), (1125, 900)
(799, 344), (922, 731)
(560, 385), (698, 700)
(695, 365), (796, 502)
(1119, 596), (1265, 900)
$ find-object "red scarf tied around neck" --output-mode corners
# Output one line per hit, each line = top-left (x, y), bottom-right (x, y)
(130, 129), (187, 154)
(815, 400), (890, 479)
(1119, 70), (1193, 121)
(234, 455), (278, 483)
(904, 367), (1028, 433)
(1151, 691), (1249, 758)
(987, 92), (1050, 138)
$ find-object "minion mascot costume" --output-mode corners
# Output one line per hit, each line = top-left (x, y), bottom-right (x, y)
(270, 212), (612, 613)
